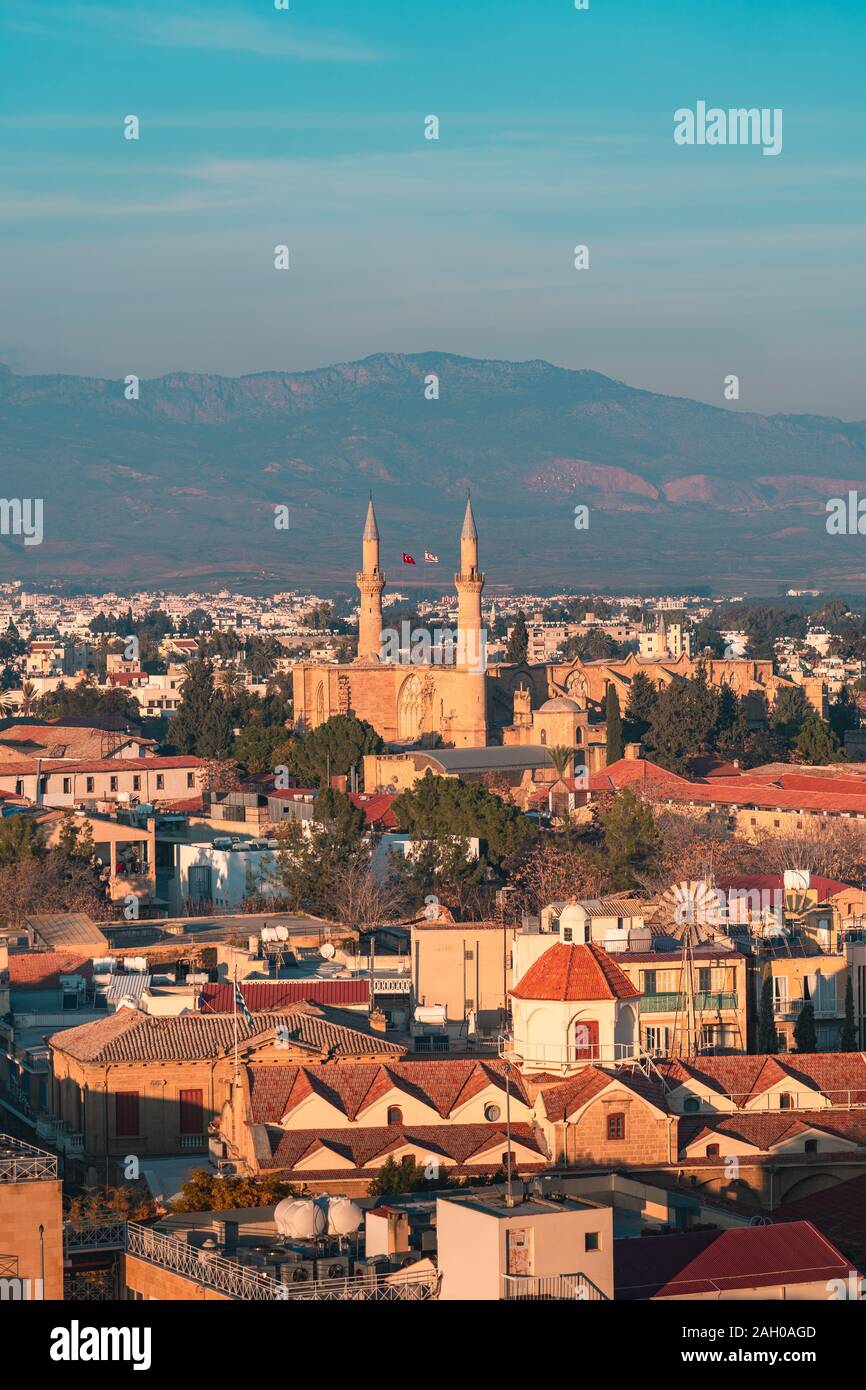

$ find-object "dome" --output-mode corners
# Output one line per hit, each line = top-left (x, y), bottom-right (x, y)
(539, 696), (581, 712)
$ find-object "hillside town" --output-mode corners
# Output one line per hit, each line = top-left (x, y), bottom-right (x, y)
(4, 501), (866, 1306)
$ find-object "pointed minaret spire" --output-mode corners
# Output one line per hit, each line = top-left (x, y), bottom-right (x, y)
(363, 493), (379, 542)
(461, 492), (477, 542)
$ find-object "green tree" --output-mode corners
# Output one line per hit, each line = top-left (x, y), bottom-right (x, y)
(367, 1155), (453, 1196)
(168, 659), (218, 754)
(793, 1001), (817, 1054)
(605, 685), (623, 764)
(829, 686), (861, 744)
(624, 671), (658, 744)
(290, 714), (384, 789)
(770, 685), (810, 747)
(795, 714), (844, 765)
(0, 814), (44, 867)
(505, 610), (529, 664)
(841, 976), (858, 1052)
(233, 723), (291, 774)
(393, 773), (534, 873)
(197, 696), (235, 760)
(599, 787), (661, 889)
(756, 974), (779, 1054)
(646, 668), (719, 775)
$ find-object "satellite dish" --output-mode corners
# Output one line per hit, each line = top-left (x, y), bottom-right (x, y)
(320, 942), (336, 960)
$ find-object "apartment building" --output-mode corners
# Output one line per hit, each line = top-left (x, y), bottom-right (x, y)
(0, 1134), (64, 1300)
(0, 754), (203, 807)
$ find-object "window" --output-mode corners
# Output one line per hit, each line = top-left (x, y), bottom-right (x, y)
(683, 1097), (701, 1114)
(484, 1103), (501, 1122)
(110, 776), (119, 792)
(584, 1231), (600, 1253)
(179, 1089), (203, 1136)
(15, 779), (22, 796)
(386, 1106), (403, 1125)
(562, 926), (573, 943)
(132, 775), (141, 791)
(115, 1091), (140, 1137)
(697, 968), (712, 994)
(706, 1143), (720, 1158)
(187, 773), (195, 788)
(86, 776), (94, 793)
(804, 1139), (818, 1154)
(643, 970), (657, 994)
(779, 1092), (793, 1110)
(63, 777), (72, 794)
(464, 948), (474, 961)
(156, 774), (164, 790)
(607, 1112), (626, 1141)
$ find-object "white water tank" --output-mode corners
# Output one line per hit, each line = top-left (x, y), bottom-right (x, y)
(328, 1197), (363, 1236)
(274, 1198), (327, 1239)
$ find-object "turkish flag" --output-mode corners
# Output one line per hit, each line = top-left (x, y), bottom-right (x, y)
(402, 552), (416, 564)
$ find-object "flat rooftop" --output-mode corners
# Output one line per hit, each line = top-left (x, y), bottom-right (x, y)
(438, 1192), (598, 1219)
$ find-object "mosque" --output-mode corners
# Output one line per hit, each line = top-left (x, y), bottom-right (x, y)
(292, 499), (813, 759)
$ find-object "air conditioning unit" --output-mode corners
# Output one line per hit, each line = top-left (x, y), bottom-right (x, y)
(317, 1255), (350, 1281)
(285, 1260), (317, 1284)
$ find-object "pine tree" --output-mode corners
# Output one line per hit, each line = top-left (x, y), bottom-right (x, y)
(795, 714), (844, 765)
(505, 610), (529, 664)
(605, 685), (623, 763)
(599, 787), (661, 889)
(840, 976), (857, 1052)
(793, 1001), (817, 1053)
(757, 974), (779, 1054)
(624, 671), (657, 742)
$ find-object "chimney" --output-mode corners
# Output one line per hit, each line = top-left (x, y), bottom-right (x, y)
(369, 1007), (388, 1033)
(624, 742), (643, 761)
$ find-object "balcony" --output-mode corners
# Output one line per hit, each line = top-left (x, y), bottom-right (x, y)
(0, 1133), (58, 1183)
(772, 996), (840, 1020)
(502, 1272), (608, 1301)
(641, 992), (738, 1014)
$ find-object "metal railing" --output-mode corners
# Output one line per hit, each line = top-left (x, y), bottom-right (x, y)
(642, 992), (738, 1014)
(125, 1223), (439, 1301)
(0, 1133), (58, 1183)
(499, 1035), (638, 1068)
(679, 1088), (866, 1114)
(772, 996), (840, 1019)
(64, 1220), (126, 1253)
(502, 1272), (608, 1301)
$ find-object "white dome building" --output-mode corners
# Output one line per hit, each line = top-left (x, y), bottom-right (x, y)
(508, 941), (640, 1074)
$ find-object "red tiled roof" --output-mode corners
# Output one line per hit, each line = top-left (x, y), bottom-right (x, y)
(510, 941), (641, 1002)
(347, 792), (398, 829)
(8, 951), (94, 989)
(679, 1109), (866, 1155)
(662, 1053), (866, 1105)
(200, 979), (370, 1012)
(589, 758), (690, 792)
(247, 1059), (530, 1123)
(614, 1222), (852, 1299)
(0, 755), (203, 776)
(718, 873), (854, 900)
(590, 756), (866, 818)
(261, 1122), (546, 1174)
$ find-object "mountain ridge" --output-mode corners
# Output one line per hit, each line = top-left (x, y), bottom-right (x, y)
(1, 352), (865, 593)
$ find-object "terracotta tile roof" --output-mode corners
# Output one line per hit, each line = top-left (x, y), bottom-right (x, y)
(510, 941), (641, 1002)
(589, 758), (690, 792)
(261, 1122), (546, 1174)
(247, 1059), (531, 1124)
(346, 792), (398, 830)
(777, 1173), (866, 1268)
(718, 873), (853, 900)
(538, 1065), (670, 1121)
(8, 951), (94, 989)
(0, 754), (203, 777)
(661, 1052), (866, 1105)
(679, 1109), (866, 1154)
(48, 1004), (402, 1063)
(200, 979), (370, 1013)
(614, 1222), (852, 1299)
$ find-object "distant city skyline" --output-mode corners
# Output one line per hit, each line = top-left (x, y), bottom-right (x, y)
(1, 0), (865, 417)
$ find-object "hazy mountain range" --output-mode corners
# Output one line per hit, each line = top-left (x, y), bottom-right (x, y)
(2, 352), (866, 595)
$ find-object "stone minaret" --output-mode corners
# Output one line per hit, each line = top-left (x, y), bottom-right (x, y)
(455, 494), (484, 663)
(356, 496), (385, 662)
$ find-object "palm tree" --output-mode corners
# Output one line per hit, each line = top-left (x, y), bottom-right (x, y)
(548, 746), (574, 781)
(19, 680), (37, 717)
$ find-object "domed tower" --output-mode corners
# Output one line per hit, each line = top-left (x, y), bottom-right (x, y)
(356, 496), (386, 662)
(455, 494), (484, 668)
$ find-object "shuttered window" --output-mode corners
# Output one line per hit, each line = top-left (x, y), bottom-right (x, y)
(179, 1089), (204, 1135)
(115, 1091), (139, 1137)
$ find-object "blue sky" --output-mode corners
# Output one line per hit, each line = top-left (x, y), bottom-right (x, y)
(1, 0), (864, 415)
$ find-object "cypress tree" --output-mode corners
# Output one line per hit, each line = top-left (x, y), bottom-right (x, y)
(605, 685), (624, 763)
